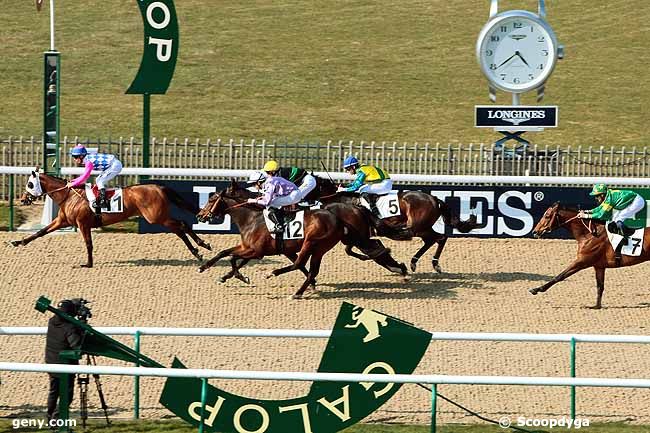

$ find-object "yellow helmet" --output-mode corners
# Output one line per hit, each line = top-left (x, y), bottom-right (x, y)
(263, 160), (279, 172)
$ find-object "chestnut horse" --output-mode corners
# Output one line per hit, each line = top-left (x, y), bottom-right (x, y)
(9, 170), (211, 267)
(312, 177), (479, 272)
(196, 180), (346, 298)
(531, 202), (650, 309)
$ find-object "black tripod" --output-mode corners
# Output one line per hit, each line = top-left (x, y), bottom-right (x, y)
(77, 355), (111, 429)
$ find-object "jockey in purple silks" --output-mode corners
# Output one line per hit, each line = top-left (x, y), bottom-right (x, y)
(65, 145), (123, 216)
(247, 170), (297, 233)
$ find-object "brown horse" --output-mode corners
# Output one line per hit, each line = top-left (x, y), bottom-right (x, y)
(530, 202), (650, 309)
(9, 169), (211, 267)
(312, 177), (479, 272)
(196, 180), (346, 298)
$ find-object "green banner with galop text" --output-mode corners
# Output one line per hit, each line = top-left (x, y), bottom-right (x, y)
(126, 0), (179, 94)
(159, 302), (432, 433)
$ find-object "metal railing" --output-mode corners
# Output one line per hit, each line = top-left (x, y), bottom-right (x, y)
(2, 135), (650, 200)
(3, 326), (650, 426)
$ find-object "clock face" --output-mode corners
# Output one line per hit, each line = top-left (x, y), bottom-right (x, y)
(477, 11), (558, 93)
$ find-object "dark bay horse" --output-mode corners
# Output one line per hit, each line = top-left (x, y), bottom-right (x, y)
(531, 202), (650, 309)
(9, 170), (211, 267)
(312, 177), (479, 272)
(196, 181), (347, 298)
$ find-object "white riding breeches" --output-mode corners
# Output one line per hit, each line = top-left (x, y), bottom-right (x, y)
(95, 160), (122, 189)
(357, 179), (393, 195)
(268, 174), (317, 207)
(612, 194), (646, 222)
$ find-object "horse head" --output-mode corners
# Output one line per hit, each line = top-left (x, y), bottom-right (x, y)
(20, 169), (44, 205)
(196, 181), (252, 222)
(197, 191), (224, 223)
(533, 202), (578, 238)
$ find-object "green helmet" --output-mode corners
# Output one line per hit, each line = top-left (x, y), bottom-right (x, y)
(589, 183), (608, 196)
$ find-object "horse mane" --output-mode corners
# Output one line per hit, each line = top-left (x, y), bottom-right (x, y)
(553, 201), (580, 213)
(40, 172), (67, 183)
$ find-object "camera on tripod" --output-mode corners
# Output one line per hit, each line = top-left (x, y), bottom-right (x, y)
(58, 298), (92, 322)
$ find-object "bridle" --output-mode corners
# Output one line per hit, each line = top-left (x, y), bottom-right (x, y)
(543, 206), (596, 237)
(201, 190), (254, 221)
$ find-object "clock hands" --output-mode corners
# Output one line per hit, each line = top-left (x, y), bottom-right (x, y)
(497, 50), (531, 69)
(515, 51), (531, 68)
(497, 52), (518, 69)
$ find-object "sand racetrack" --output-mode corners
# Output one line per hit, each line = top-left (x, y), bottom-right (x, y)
(1, 230), (650, 425)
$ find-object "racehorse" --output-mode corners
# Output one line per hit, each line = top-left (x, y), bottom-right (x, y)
(9, 169), (212, 267)
(530, 202), (650, 309)
(195, 181), (407, 298)
(311, 176), (479, 272)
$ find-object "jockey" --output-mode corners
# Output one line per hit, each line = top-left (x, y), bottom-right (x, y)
(578, 183), (646, 237)
(261, 160), (317, 206)
(65, 145), (123, 216)
(246, 169), (298, 233)
(336, 156), (392, 219)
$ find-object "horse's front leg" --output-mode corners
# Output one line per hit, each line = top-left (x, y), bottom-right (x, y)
(591, 267), (606, 310)
(344, 245), (372, 261)
(9, 217), (69, 247)
(529, 259), (591, 295)
(220, 257), (251, 284)
(79, 224), (94, 268)
(199, 246), (239, 273)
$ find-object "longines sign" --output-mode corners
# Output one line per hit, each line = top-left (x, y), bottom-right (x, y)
(140, 180), (603, 239)
(475, 105), (558, 128)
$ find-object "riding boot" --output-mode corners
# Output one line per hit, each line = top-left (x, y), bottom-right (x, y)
(268, 207), (285, 234)
(361, 193), (381, 219)
(98, 188), (108, 209)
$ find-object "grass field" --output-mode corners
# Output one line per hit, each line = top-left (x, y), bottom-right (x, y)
(2, 0), (649, 147)
(0, 419), (647, 433)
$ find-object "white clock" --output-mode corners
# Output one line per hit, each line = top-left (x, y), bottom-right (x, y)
(477, 10), (561, 94)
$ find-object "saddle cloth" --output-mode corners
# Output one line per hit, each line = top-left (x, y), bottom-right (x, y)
(606, 225), (644, 257)
(359, 192), (400, 218)
(84, 184), (123, 213)
(263, 209), (305, 240)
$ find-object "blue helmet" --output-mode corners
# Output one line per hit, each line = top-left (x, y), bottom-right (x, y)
(343, 156), (359, 169)
(70, 145), (87, 157)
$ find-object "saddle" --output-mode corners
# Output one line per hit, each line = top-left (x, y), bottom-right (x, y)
(90, 185), (118, 201)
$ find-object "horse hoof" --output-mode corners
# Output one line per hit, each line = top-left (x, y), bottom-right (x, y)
(80, 264), (93, 268)
(266, 273), (274, 279)
(204, 243), (212, 251)
(218, 276), (227, 283)
(433, 264), (442, 273)
(529, 288), (538, 295)
(410, 260), (417, 272)
(587, 305), (602, 310)
(291, 294), (303, 300)
(242, 277), (251, 284)
(7, 240), (20, 247)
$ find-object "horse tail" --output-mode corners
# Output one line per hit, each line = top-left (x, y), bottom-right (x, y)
(435, 197), (479, 233)
(161, 186), (199, 214)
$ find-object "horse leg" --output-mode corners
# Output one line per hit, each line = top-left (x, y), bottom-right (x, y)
(529, 259), (591, 295)
(269, 243), (313, 279)
(430, 236), (448, 273)
(293, 251), (325, 299)
(220, 257), (251, 284)
(410, 232), (436, 272)
(180, 220), (212, 251)
(344, 245), (372, 261)
(284, 252), (311, 278)
(591, 267), (606, 310)
(9, 217), (69, 247)
(79, 224), (94, 268)
(199, 246), (239, 273)
(160, 219), (202, 261)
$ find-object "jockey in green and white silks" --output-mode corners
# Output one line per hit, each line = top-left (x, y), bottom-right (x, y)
(578, 184), (646, 233)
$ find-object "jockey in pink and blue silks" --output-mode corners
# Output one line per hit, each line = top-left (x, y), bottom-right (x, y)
(65, 145), (123, 215)
(246, 169), (297, 233)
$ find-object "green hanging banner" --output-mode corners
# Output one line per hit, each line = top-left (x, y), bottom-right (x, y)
(159, 302), (432, 433)
(126, 0), (179, 94)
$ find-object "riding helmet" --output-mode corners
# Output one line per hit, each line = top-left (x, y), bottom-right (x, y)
(57, 300), (77, 316)
(343, 156), (359, 169)
(246, 171), (267, 184)
(589, 183), (608, 196)
(70, 145), (88, 157)
(263, 160), (279, 173)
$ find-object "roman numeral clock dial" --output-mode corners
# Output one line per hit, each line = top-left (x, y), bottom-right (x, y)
(477, 10), (560, 94)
